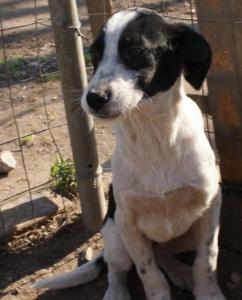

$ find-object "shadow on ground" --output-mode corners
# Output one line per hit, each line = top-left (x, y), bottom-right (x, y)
(0, 217), (92, 292)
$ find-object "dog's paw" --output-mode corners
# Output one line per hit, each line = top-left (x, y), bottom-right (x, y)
(145, 286), (172, 300)
(196, 295), (226, 300)
(146, 292), (172, 300)
(196, 288), (226, 300)
(103, 287), (131, 300)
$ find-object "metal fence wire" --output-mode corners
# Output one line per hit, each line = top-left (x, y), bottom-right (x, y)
(0, 0), (214, 252)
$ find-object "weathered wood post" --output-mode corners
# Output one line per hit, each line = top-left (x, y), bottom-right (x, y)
(86, 0), (112, 38)
(195, 0), (242, 185)
(48, 0), (106, 232)
(195, 1), (242, 249)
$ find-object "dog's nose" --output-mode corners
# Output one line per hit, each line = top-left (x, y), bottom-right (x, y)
(86, 91), (111, 111)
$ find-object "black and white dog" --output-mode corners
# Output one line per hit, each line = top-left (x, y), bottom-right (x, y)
(34, 8), (226, 300)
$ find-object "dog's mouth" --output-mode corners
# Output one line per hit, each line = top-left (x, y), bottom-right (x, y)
(94, 111), (121, 120)
(84, 99), (123, 120)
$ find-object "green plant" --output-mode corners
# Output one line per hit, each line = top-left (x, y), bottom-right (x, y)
(20, 134), (34, 146)
(50, 158), (77, 199)
(84, 51), (92, 66)
(41, 72), (60, 82)
(0, 57), (27, 82)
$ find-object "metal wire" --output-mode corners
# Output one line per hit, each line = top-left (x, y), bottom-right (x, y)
(0, 10), (39, 236)
(0, 123), (67, 147)
(0, 180), (52, 206)
(33, 0), (68, 221)
(33, 0), (63, 161)
(0, 1), (69, 241)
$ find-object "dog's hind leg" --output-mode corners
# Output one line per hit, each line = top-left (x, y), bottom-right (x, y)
(156, 252), (193, 291)
(102, 218), (132, 300)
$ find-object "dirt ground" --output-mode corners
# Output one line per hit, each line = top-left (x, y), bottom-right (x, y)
(1, 0), (242, 299)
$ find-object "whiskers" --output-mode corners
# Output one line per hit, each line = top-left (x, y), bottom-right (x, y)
(65, 89), (86, 126)
(140, 92), (168, 120)
(122, 102), (141, 123)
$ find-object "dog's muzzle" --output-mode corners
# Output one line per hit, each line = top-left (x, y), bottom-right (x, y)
(85, 88), (120, 119)
(86, 90), (112, 112)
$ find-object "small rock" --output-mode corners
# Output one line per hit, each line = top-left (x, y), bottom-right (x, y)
(35, 269), (49, 276)
(0, 151), (16, 173)
(82, 247), (93, 262)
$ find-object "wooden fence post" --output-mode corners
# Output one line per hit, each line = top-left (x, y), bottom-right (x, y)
(195, 1), (242, 250)
(48, 0), (106, 232)
(86, 0), (112, 38)
(195, 1), (242, 186)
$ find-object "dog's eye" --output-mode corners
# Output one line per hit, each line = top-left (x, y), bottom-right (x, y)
(128, 47), (144, 57)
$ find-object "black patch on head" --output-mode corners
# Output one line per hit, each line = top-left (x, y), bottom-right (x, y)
(90, 27), (105, 71)
(140, 267), (146, 275)
(103, 183), (116, 224)
(118, 12), (211, 96)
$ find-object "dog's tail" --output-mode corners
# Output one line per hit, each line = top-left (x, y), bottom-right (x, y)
(32, 252), (105, 290)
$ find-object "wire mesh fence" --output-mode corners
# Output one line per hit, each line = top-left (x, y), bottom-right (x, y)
(0, 0), (80, 251)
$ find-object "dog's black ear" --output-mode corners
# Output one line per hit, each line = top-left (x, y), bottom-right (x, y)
(172, 25), (212, 90)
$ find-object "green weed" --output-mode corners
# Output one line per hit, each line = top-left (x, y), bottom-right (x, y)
(41, 72), (60, 82)
(50, 158), (77, 199)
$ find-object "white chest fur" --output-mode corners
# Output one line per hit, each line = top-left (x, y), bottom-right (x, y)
(111, 82), (218, 242)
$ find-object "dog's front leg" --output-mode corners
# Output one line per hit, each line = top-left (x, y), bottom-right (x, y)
(116, 209), (171, 300)
(193, 191), (225, 300)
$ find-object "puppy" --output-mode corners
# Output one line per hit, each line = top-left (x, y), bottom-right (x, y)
(33, 8), (226, 300)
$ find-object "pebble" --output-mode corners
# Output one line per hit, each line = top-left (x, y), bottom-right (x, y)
(0, 151), (16, 173)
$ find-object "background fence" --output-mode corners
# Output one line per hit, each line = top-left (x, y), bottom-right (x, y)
(1, 1), (242, 299)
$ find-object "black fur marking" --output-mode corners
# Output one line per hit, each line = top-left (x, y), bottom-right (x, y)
(140, 267), (146, 275)
(95, 255), (107, 273)
(118, 12), (211, 95)
(90, 28), (105, 71)
(103, 184), (116, 224)
(177, 24), (212, 90)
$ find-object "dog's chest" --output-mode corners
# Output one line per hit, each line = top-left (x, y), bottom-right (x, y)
(132, 150), (183, 195)
(125, 188), (207, 243)
(113, 127), (186, 196)
(112, 105), (214, 242)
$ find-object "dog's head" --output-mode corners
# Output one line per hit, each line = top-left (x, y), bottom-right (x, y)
(81, 8), (211, 119)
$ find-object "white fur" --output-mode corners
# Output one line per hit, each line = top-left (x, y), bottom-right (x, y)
(81, 10), (144, 116)
(112, 77), (218, 199)
(32, 253), (103, 290)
